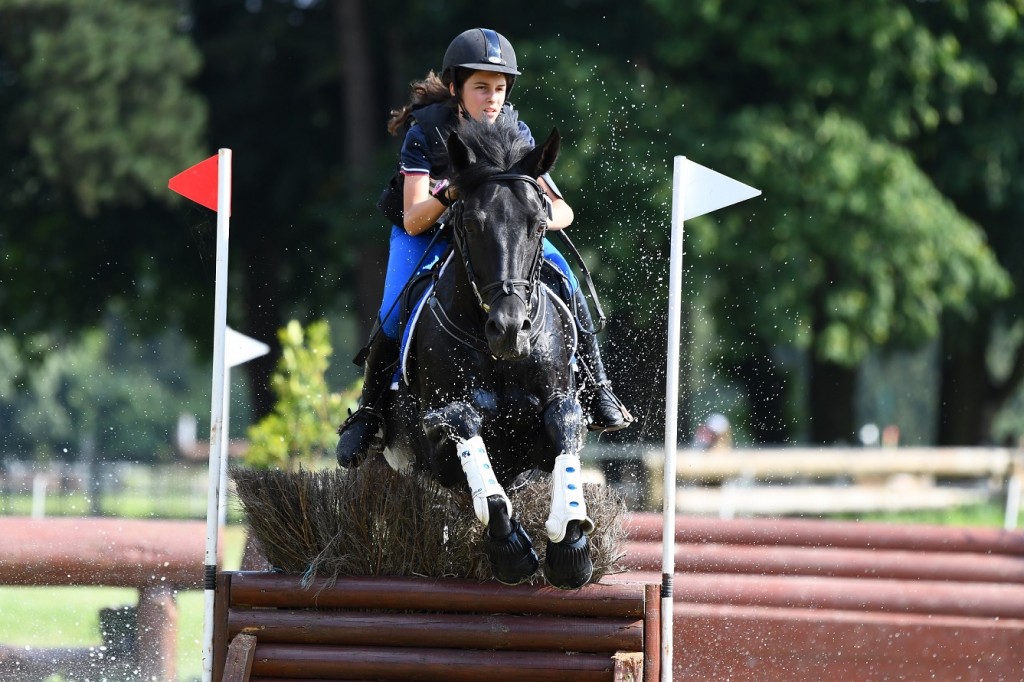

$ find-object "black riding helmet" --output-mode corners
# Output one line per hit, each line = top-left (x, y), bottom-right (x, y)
(442, 28), (521, 94)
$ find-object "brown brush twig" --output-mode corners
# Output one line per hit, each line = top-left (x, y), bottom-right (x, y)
(231, 457), (628, 586)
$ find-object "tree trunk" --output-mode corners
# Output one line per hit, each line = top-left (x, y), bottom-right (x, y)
(937, 317), (995, 445)
(334, 0), (386, 340)
(730, 344), (792, 444)
(240, 245), (285, 422)
(808, 357), (857, 444)
(334, 0), (374, 181)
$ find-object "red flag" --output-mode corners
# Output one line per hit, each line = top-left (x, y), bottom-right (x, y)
(168, 154), (224, 213)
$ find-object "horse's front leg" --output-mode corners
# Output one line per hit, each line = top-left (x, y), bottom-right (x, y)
(423, 401), (539, 584)
(541, 393), (594, 589)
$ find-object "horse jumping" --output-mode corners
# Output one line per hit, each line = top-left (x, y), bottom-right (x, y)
(381, 118), (594, 589)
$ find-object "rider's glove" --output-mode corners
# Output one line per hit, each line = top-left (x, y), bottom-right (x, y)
(431, 178), (453, 207)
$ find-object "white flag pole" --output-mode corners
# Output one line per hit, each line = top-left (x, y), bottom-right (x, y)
(661, 156), (760, 679)
(201, 148), (231, 682)
(218, 373), (230, 531)
(661, 155), (688, 681)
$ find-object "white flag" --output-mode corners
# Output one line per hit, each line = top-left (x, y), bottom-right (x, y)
(225, 327), (270, 368)
(682, 158), (761, 220)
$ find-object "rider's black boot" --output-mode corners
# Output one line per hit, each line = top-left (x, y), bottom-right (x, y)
(336, 334), (400, 468)
(571, 288), (634, 433)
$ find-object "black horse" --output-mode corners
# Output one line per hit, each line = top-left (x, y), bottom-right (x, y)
(383, 118), (594, 589)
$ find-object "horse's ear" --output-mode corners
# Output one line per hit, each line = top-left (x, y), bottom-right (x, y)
(521, 127), (561, 178)
(447, 131), (476, 173)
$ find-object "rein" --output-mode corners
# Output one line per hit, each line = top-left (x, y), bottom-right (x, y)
(427, 172), (555, 356)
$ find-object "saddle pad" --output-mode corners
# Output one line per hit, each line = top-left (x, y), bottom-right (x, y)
(398, 253), (453, 385)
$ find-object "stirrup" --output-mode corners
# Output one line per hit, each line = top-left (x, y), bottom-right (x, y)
(584, 381), (634, 432)
(336, 405), (384, 468)
(337, 404), (382, 434)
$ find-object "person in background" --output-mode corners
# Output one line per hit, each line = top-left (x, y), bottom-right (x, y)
(694, 413), (732, 451)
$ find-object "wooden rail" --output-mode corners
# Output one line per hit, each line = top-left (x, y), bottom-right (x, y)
(0, 517), (206, 682)
(608, 513), (1024, 680)
(214, 572), (660, 682)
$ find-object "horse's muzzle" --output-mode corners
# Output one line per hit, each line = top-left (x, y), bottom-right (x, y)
(485, 298), (532, 360)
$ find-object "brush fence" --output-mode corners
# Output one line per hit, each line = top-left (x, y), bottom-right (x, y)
(213, 571), (660, 682)
(613, 513), (1024, 681)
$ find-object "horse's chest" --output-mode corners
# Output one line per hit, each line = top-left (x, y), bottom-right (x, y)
(418, 359), (552, 411)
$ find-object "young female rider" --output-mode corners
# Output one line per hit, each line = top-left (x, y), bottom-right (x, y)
(337, 28), (632, 468)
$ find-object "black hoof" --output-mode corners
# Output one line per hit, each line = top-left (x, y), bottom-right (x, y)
(544, 521), (593, 589)
(484, 518), (539, 585)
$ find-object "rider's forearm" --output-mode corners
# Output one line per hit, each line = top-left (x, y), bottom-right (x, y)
(403, 199), (447, 235)
(548, 199), (574, 230)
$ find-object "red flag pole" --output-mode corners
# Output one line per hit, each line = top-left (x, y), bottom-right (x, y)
(169, 148), (234, 682)
(200, 149), (230, 682)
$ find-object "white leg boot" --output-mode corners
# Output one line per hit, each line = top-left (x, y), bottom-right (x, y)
(545, 453), (595, 542)
(458, 436), (511, 526)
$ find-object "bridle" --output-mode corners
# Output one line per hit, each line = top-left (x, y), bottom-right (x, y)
(450, 173), (549, 316)
(425, 172), (558, 356)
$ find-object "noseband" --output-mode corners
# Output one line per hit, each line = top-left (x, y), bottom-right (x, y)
(451, 173), (548, 315)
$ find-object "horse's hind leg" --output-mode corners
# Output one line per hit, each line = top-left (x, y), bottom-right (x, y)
(541, 395), (595, 589)
(423, 402), (539, 585)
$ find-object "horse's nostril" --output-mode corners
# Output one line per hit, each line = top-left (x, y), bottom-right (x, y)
(521, 318), (531, 332)
(485, 319), (500, 339)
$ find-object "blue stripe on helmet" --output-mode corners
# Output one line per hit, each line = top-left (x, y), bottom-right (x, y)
(480, 28), (504, 65)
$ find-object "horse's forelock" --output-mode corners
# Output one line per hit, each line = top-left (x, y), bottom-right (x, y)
(451, 118), (533, 193)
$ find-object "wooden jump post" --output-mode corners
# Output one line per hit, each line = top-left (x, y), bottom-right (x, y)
(0, 517), (206, 682)
(213, 572), (660, 682)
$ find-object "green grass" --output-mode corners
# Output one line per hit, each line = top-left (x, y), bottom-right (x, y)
(0, 524), (246, 682)
(826, 500), (1019, 528)
(1, 492), (246, 523)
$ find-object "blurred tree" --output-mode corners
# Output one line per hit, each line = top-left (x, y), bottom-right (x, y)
(0, 0), (207, 327)
(185, 0), (382, 418)
(633, 1), (1012, 442)
(0, 321), (205, 463)
(182, 0), (1015, 440)
(903, 1), (1024, 444)
(2, 0), (1018, 449)
(711, 108), (1009, 441)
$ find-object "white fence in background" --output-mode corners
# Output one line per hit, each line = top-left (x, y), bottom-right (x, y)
(0, 460), (217, 519)
(583, 444), (1024, 526)
(4, 446), (1022, 525)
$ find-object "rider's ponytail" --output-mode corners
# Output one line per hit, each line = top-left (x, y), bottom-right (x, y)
(387, 71), (453, 136)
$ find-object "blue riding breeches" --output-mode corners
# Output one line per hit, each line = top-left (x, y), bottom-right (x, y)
(378, 225), (579, 340)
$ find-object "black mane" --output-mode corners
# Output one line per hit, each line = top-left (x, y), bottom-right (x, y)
(449, 117), (533, 194)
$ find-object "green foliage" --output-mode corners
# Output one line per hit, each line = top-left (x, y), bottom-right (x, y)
(702, 107), (1011, 366)
(0, 0), (206, 215)
(0, 0), (210, 342)
(245, 320), (358, 470)
(0, 320), (206, 462)
(3, 0), (1024, 445)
